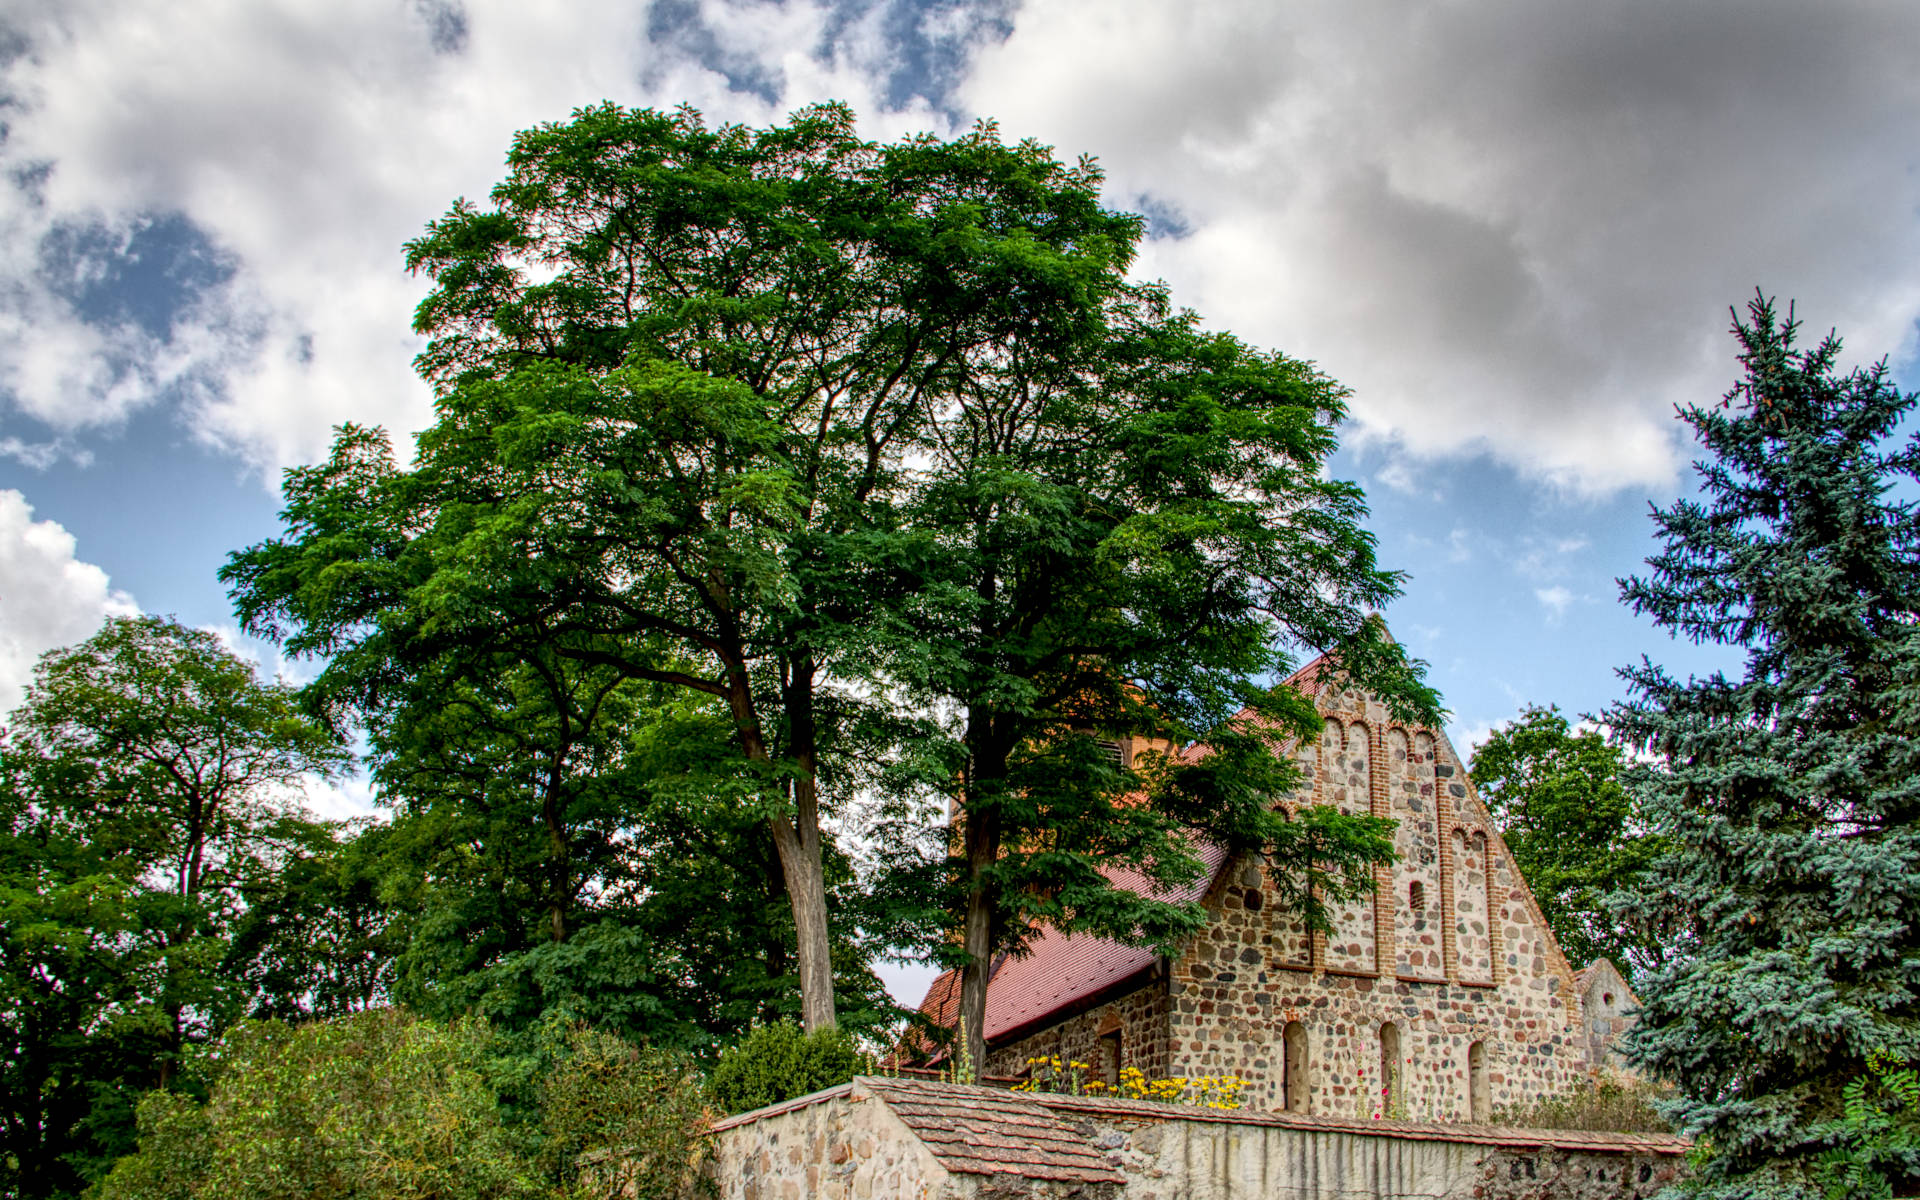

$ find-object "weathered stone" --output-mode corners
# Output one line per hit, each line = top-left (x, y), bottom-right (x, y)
(703, 1078), (1687, 1199)
(984, 688), (1598, 1122)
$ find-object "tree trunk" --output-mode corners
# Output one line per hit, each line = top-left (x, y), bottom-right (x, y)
(543, 762), (570, 944)
(158, 994), (184, 1088)
(957, 718), (1004, 1077)
(768, 812), (836, 1031)
(723, 645), (838, 1032)
(761, 841), (790, 1023)
(779, 650), (836, 1032)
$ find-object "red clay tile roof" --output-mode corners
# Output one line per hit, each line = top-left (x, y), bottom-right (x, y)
(912, 846), (1233, 1051)
(910, 655), (1333, 1056)
(862, 1077), (1126, 1185)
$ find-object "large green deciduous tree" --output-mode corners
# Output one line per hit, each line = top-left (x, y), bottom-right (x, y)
(229, 104), (1139, 1033)
(1607, 295), (1920, 1197)
(0, 767), (169, 1200)
(902, 280), (1439, 1071)
(227, 103), (1433, 1057)
(1468, 704), (1663, 981)
(0, 616), (348, 1199)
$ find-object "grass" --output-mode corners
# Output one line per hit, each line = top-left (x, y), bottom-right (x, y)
(1493, 1070), (1675, 1134)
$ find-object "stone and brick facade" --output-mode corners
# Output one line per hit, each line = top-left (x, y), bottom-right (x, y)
(916, 655), (1622, 1124)
(705, 1077), (1688, 1200)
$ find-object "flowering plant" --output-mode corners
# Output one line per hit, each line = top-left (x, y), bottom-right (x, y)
(1017, 1061), (1244, 1110)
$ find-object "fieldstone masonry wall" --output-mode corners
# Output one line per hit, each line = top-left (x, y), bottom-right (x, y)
(1162, 683), (1588, 1121)
(703, 1080), (1689, 1200)
(1578, 960), (1639, 1074)
(1322, 718), (1377, 975)
(1391, 728), (1446, 981)
(985, 976), (1173, 1084)
(707, 1083), (948, 1200)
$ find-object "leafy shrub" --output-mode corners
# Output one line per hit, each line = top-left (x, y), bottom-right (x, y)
(86, 1093), (210, 1200)
(536, 1024), (712, 1199)
(91, 1008), (710, 1200)
(706, 1021), (869, 1115)
(1814, 1050), (1920, 1200)
(1493, 1069), (1673, 1133)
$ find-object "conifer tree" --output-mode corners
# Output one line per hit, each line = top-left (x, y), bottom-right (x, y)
(1608, 294), (1920, 1197)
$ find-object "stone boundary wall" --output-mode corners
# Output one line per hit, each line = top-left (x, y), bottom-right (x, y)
(706, 1082), (950, 1200)
(1032, 1091), (1686, 1200)
(702, 1077), (1688, 1200)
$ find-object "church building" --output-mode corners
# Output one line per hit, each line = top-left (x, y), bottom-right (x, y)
(911, 654), (1638, 1122)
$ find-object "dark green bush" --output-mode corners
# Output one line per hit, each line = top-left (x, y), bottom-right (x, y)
(536, 1024), (713, 1199)
(706, 1021), (870, 1115)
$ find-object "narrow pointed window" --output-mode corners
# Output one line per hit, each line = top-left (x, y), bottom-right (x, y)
(1468, 1040), (1490, 1122)
(1380, 1023), (1402, 1118)
(1283, 1021), (1310, 1113)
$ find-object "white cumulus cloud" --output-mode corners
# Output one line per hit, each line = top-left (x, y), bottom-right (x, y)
(1534, 585), (1575, 620)
(3, 0), (1920, 502)
(0, 0), (965, 475)
(0, 489), (139, 715)
(961, 0), (1920, 496)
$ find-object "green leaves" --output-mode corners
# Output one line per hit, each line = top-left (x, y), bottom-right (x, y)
(1469, 705), (1662, 979)
(0, 618), (352, 1199)
(234, 99), (1438, 1067)
(1815, 1052), (1920, 1200)
(706, 1020), (869, 1115)
(92, 1009), (713, 1200)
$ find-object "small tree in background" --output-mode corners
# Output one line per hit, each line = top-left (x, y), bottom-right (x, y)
(1607, 294), (1920, 1197)
(1468, 704), (1663, 980)
(0, 616), (348, 1199)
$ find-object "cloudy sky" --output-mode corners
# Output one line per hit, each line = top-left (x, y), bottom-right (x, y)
(2, 0), (1914, 995)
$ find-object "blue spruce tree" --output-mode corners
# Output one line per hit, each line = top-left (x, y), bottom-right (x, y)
(1609, 294), (1920, 1197)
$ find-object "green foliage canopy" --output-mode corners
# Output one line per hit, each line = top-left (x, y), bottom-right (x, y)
(891, 228), (1441, 1069)
(226, 103), (1165, 1034)
(0, 617), (351, 1200)
(1468, 704), (1662, 980)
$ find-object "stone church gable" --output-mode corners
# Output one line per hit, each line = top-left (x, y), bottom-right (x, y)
(919, 649), (1606, 1124)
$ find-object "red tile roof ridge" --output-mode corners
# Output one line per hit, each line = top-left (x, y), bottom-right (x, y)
(860, 1078), (1125, 1184)
(1027, 1092), (1691, 1154)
